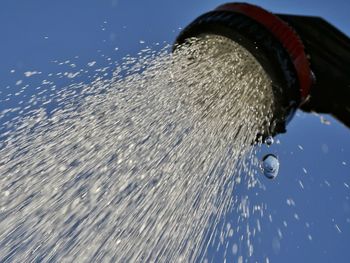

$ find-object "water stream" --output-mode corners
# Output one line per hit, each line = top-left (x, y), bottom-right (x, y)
(0, 35), (275, 262)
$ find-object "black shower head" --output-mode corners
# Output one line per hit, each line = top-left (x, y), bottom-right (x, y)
(175, 3), (350, 134)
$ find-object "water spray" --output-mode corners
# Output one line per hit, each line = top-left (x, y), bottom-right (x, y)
(1, 3), (349, 261)
(175, 2), (350, 136)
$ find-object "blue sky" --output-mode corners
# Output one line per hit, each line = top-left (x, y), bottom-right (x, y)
(1, 1), (349, 262)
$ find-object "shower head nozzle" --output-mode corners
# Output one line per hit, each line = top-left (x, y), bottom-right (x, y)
(175, 2), (350, 133)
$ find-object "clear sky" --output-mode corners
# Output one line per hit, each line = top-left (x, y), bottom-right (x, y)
(0, 1), (349, 262)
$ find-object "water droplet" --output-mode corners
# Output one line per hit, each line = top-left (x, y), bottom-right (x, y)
(261, 154), (279, 179)
(265, 136), (274, 146)
(335, 224), (342, 233)
(232, 243), (238, 255)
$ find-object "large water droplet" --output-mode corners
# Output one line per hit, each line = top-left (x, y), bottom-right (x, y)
(261, 154), (279, 179)
(265, 136), (274, 146)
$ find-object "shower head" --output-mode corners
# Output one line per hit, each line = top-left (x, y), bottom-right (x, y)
(174, 3), (350, 134)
